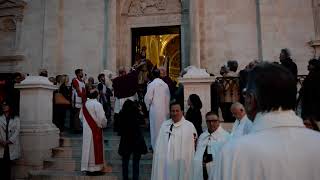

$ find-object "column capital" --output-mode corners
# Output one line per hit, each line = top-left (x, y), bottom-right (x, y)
(15, 76), (57, 90)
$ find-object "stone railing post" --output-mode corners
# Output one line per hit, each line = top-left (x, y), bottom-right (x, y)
(14, 76), (59, 179)
(178, 66), (215, 129)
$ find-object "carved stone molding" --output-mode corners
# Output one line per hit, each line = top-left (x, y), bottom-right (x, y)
(0, 0), (27, 22)
(0, 55), (24, 62)
(0, 55), (24, 73)
(128, 0), (168, 16)
(0, 17), (16, 32)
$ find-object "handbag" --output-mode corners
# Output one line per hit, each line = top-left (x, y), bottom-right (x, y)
(55, 92), (70, 105)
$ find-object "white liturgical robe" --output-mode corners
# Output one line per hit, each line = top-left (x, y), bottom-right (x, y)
(192, 127), (230, 180)
(151, 117), (197, 180)
(80, 99), (108, 172)
(144, 78), (170, 148)
(230, 115), (252, 138)
(211, 110), (320, 180)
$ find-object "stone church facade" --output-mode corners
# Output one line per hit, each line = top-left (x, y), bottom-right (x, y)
(0, 0), (319, 77)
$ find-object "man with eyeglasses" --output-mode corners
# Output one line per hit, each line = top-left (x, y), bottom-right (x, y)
(192, 111), (230, 180)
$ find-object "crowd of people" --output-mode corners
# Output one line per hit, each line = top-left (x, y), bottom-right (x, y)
(0, 48), (320, 180)
(151, 60), (320, 180)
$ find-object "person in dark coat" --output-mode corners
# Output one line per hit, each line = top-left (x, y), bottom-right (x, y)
(300, 59), (320, 122)
(279, 48), (298, 80)
(186, 94), (203, 135)
(118, 99), (147, 180)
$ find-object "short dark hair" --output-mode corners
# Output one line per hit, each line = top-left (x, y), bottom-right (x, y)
(309, 58), (320, 72)
(281, 48), (290, 58)
(39, 70), (48, 77)
(98, 73), (105, 81)
(188, 94), (202, 109)
(227, 60), (238, 72)
(87, 89), (98, 99)
(75, 69), (82, 75)
(0, 101), (15, 118)
(152, 69), (160, 78)
(205, 111), (219, 118)
(13, 72), (22, 79)
(247, 62), (297, 112)
(170, 101), (182, 111)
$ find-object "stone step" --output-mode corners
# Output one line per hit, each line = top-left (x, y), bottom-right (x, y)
(52, 147), (153, 160)
(28, 170), (118, 180)
(60, 136), (150, 148)
(43, 158), (152, 173)
(29, 170), (151, 180)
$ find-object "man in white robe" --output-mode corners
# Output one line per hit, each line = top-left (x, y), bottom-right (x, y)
(230, 102), (252, 138)
(80, 89), (111, 174)
(192, 111), (230, 180)
(151, 102), (197, 180)
(211, 63), (320, 180)
(145, 69), (170, 149)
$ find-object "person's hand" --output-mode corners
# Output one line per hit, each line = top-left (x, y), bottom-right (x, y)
(193, 133), (197, 143)
(6, 140), (12, 145)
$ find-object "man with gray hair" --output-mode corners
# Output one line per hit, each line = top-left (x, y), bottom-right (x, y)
(230, 102), (253, 137)
(212, 62), (320, 180)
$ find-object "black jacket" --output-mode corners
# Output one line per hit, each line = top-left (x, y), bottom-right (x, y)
(186, 107), (203, 136)
(118, 100), (147, 156)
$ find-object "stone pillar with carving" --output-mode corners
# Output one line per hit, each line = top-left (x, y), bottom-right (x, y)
(14, 76), (59, 179)
(178, 66), (215, 129)
(310, 0), (320, 57)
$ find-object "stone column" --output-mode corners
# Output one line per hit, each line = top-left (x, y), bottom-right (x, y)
(189, 0), (201, 68)
(310, 0), (320, 57)
(181, 0), (190, 69)
(178, 67), (215, 129)
(105, 0), (117, 73)
(14, 76), (59, 179)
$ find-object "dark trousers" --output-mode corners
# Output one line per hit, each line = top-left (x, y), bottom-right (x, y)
(122, 152), (141, 180)
(70, 108), (81, 132)
(53, 105), (67, 132)
(0, 146), (11, 180)
(113, 113), (120, 133)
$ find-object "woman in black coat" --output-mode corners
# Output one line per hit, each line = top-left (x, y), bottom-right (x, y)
(118, 99), (147, 180)
(186, 94), (203, 136)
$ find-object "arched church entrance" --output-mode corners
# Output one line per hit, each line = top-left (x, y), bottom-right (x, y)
(132, 26), (181, 80)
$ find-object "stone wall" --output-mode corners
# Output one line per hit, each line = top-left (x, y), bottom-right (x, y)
(200, 0), (259, 76)
(62, 0), (105, 78)
(0, 0), (316, 77)
(18, 0), (105, 78)
(200, 0), (314, 76)
(259, 0), (314, 75)
(19, 0), (47, 75)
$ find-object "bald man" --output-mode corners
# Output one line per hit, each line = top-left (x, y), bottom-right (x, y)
(230, 102), (252, 137)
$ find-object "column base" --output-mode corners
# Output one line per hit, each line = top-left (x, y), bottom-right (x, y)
(13, 124), (59, 179)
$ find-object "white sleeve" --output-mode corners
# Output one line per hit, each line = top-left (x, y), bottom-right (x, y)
(9, 117), (20, 144)
(95, 103), (108, 128)
(144, 83), (154, 111)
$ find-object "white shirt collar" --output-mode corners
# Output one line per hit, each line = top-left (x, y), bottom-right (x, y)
(203, 126), (227, 140)
(168, 116), (186, 128)
(251, 110), (304, 133)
